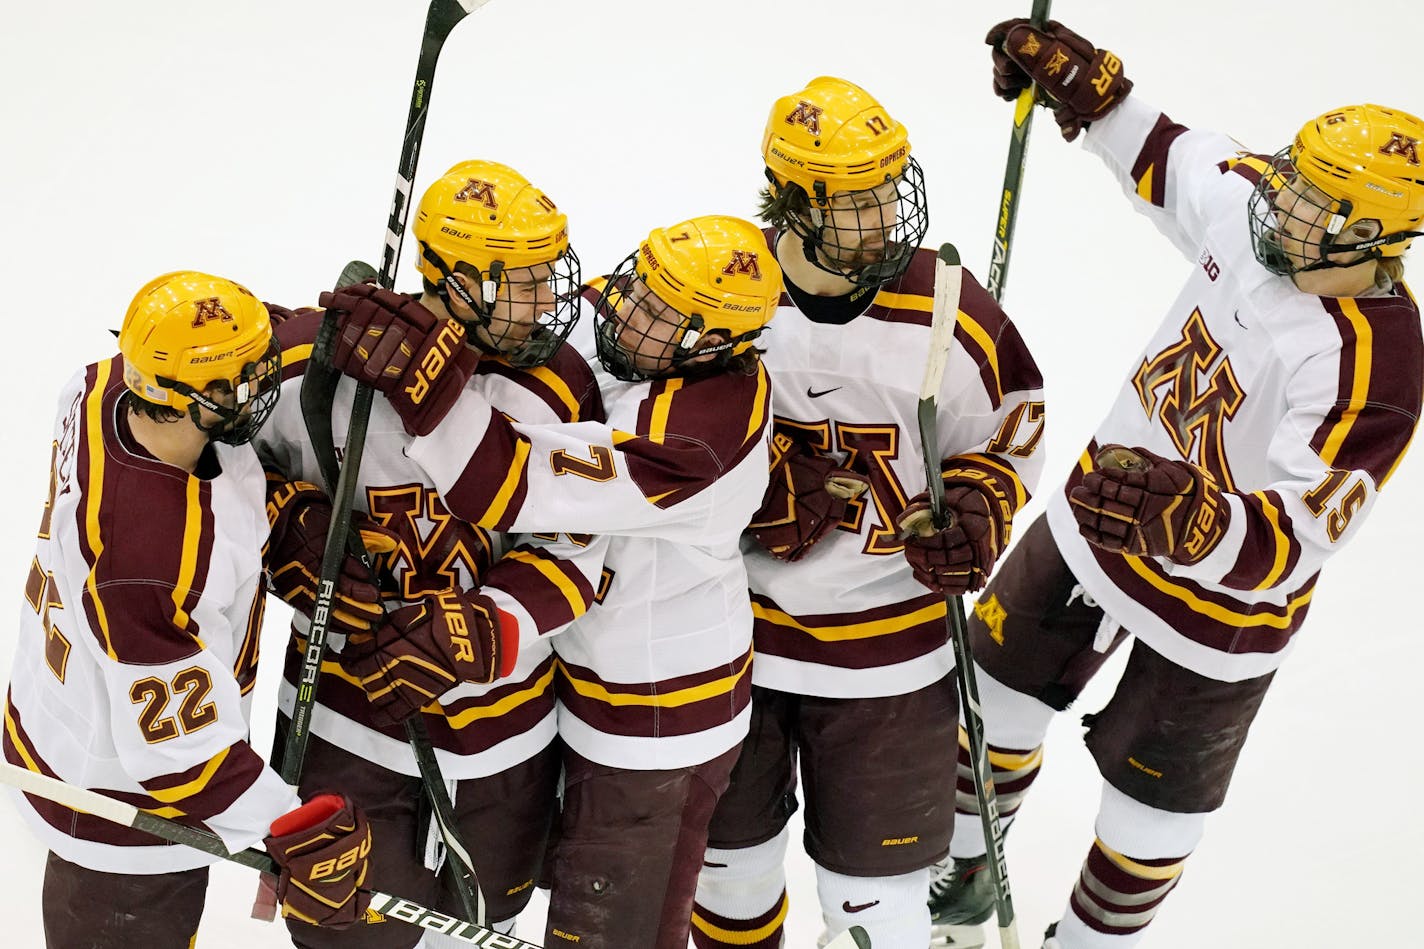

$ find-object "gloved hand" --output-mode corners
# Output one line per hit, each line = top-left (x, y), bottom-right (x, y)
(320, 283), (479, 436)
(264, 793), (372, 929)
(264, 477), (400, 637)
(1069, 444), (1229, 564)
(747, 430), (869, 562)
(896, 482), (1006, 595)
(986, 18), (1133, 141)
(340, 589), (519, 727)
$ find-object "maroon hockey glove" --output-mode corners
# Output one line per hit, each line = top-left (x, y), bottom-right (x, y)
(340, 589), (520, 727)
(264, 794), (372, 929)
(320, 283), (479, 437)
(747, 430), (869, 562)
(986, 18), (1133, 141)
(897, 483), (1005, 596)
(1069, 444), (1230, 564)
(264, 477), (400, 637)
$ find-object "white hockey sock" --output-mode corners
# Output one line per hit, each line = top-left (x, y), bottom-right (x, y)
(815, 863), (930, 946)
(949, 666), (1055, 859)
(694, 827), (790, 920)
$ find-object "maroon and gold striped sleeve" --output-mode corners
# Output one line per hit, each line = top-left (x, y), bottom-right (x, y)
(1310, 290), (1423, 487)
(483, 542), (598, 635)
(616, 364), (772, 509)
(1128, 113), (1191, 208)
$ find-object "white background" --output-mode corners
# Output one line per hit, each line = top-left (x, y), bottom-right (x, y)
(2, 1), (1421, 946)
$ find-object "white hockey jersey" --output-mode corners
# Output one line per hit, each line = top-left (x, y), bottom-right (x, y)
(5, 358), (300, 873)
(255, 307), (608, 780)
(407, 292), (773, 770)
(746, 240), (1047, 698)
(1045, 95), (1422, 682)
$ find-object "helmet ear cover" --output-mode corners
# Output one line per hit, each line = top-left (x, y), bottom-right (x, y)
(153, 337), (282, 445)
(419, 239), (502, 328)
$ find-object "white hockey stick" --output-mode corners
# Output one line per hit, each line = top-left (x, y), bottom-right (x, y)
(0, 761), (540, 948)
(917, 244), (1020, 949)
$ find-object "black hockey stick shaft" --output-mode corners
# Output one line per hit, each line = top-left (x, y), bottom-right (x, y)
(919, 245), (1020, 949)
(986, 0), (1052, 303)
(0, 762), (542, 948)
(304, 262), (489, 925)
(282, 0), (492, 925)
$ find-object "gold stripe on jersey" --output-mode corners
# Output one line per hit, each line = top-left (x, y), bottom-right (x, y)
(648, 378), (684, 444)
(1381, 283), (1418, 487)
(1096, 840), (1186, 881)
(874, 289), (934, 313)
(83, 362), (117, 660)
(746, 365), (769, 445)
(502, 548), (588, 617)
(957, 310), (1003, 404)
(556, 649), (752, 709)
(170, 476), (204, 638)
(441, 662), (557, 728)
(4, 701), (41, 773)
(691, 892), (789, 943)
(282, 342), (314, 366)
(1135, 164), (1156, 203)
(752, 598), (947, 641)
(1247, 490), (1292, 591)
(146, 745), (231, 804)
(482, 437), (532, 528)
(523, 364), (582, 421)
(1121, 553), (1311, 629)
(1318, 297), (1374, 467)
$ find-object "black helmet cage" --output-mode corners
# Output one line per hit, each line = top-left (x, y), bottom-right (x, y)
(1249, 147), (1420, 276)
(419, 240), (582, 368)
(776, 154), (929, 288)
(592, 256), (762, 383)
(157, 338), (283, 446)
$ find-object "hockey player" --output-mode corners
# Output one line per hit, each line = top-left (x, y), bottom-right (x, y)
(3, 272), (374, 947)
(690, 76), (1047, 949)
(929, 20), (1424, 949)
(323, 213), (783, 949)
(256, 161), (606, 947)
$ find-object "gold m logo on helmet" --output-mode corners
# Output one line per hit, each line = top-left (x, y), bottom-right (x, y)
(190, 297), (234, 328)
(1380, 133), (1421, 166)
(785, 100), (824, 136)
(721, 250), (763, 281)
(1043, 49), (1069, 76)
(453, 177), (499, 208)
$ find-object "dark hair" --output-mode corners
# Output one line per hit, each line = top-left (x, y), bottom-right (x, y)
(119, 389), (185, 424)
(758, 182), (811, 230)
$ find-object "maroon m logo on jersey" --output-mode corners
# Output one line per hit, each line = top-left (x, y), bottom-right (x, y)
(784, 100), (823, 136)
(1379, 133), (1421, 166)
(190, 297), (234, 328)
(454, 177), (499, 208)
(721, 250), (763, 280)
(1132, 309), (1246, 490)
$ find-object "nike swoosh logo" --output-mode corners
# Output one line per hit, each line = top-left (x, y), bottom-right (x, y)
(807, 386), (842, 398)
(842, 899), (880, 914)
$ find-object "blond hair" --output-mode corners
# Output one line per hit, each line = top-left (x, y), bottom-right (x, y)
(1381, 256), (1406, 284)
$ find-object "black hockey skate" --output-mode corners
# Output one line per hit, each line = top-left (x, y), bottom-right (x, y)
(928, 854), (996, 925)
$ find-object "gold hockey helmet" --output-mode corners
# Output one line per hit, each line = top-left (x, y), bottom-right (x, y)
(117, 271), (280, 444)
(594, 215), (784, 382)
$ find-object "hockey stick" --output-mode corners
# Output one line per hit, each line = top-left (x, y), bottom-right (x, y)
(0, 761), (542, 948)
(281, 0), (492, 925)
(985, 0), (1053, 302)
(298, 259), (489, 926)
(283, 0), (487, 785)
(918, 244), (1020, 949)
